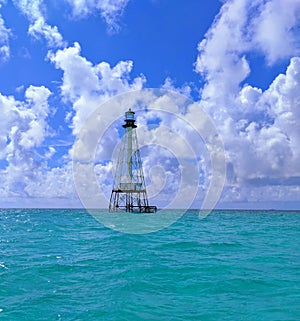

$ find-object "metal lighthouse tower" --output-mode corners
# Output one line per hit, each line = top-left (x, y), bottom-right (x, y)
(109, 109), (157, 213)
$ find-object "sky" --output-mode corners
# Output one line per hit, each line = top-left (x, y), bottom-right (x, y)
(0, 0), (300, 209)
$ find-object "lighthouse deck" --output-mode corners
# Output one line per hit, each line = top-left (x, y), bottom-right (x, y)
(110, 205), (157, 213)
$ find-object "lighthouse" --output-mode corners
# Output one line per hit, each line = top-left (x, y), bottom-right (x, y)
(109, 109), (157, 213)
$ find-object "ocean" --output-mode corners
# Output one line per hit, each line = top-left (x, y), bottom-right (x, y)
(0, 209), (299, 320)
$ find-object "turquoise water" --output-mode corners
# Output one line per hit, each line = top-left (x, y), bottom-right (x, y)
(1, 209), (299, 320)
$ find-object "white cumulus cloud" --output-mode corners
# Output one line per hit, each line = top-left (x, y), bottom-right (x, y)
(0, 86), (52, 198)
(251, 0), (300, 64)
(48, 42), (145, 135)
(0, 85), (80, 207)
(195, 0), (300, 205)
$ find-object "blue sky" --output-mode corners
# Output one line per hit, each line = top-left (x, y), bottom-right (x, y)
(0, 0), (300, 209)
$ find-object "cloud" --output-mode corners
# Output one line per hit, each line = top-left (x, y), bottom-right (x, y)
(0, 86), (51, 152)
(65, 0), (129, 33)
(0, 2), (11, 61)
(195, 0), (300, 205)
(162, 77), (192, 98)
(44, 146), (56, 159)
(28, 17), (66, 48)
(48, 42), (146, 135)
(195, 0), (251, 99)
(251, 0), (300, 64)
(244, 57), (300, 177)
(13, 0), (66, 48)
(0, 86), (52, 198)
(222, 184), (300, 204)
(195, 0), (300, 82)
(0, 83), (81, 207)
(24, 162), (76, 200)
